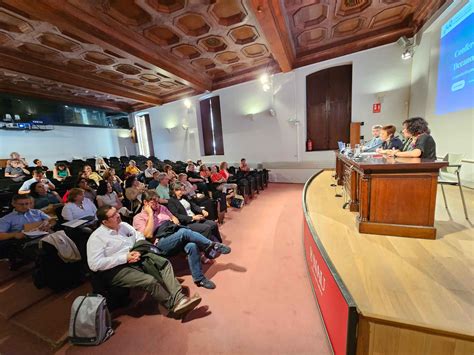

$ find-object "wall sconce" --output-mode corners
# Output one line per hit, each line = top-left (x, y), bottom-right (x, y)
(183, 98), (192, 109)
(182, 123), (189, 130)
(268, 108), (276, 117)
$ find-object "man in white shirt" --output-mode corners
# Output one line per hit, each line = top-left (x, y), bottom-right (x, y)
(87, 205), (202, 316)
(144, 160), (159, 179)
(19, 169), (56, 195)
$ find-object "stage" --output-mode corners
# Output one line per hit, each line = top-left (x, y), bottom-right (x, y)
(303, 170), (474, 355)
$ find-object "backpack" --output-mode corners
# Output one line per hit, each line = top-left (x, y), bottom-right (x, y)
(69, 294), (114, 346)
(230, 195), (245, 209)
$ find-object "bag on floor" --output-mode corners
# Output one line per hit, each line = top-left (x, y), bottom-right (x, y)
(230, 195), (244, 209)
(69, 294), (114, 346)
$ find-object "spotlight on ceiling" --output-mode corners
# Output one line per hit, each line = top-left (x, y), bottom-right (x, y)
(397, 36), (415, 60)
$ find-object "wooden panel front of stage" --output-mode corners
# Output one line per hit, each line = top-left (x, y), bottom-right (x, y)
(305, 171), (474, 355)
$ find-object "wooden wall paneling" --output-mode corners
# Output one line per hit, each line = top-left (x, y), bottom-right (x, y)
(306, 68), (329, 150)
(350, 122), (362, 148)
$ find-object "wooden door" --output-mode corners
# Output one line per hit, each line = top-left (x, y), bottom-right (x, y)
(306, 65), (352, 151)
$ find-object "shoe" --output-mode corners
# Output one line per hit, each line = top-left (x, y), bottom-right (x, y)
(214, 243), (231, 254)
(172, 293), (202, 315)
(195, 278), (216, 289)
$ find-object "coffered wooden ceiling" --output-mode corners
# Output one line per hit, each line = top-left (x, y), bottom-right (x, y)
(0, 0), (448, 112)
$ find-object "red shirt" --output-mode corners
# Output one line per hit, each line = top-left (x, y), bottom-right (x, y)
(211, 173), (222, 183)
(220, 169), (230, 181)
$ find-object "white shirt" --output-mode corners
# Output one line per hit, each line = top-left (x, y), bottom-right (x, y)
(96, 192), (120, 207)
(19, 177), (53, 192)
(179, 198), (195, 217)
(144, 167), (158, 178)
(87, 222), (145, 272)
(61, 198), (97, 221)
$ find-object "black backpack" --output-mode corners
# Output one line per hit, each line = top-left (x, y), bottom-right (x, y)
(33, 241), (82, 292)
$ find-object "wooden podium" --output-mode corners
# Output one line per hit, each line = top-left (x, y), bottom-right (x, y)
(335, 152), (448, 239)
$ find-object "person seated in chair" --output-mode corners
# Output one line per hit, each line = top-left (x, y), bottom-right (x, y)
(163, 164), (178, 182)
(239, 158), (250, 173)
(376, 125), (403, 154)
(80, 165), (102, 185)
(125, 160), (141, 177)
(7, 152), (28, 168)
(178, 173), (198, 199)
(4, 159), (30, 182)
(363, 125), (383, 152)
(62, 188), (97, 221)
(186, 164), (209, 196)
(211, 165), (237, 194)
(53, 162), (71, 182)
(33, 159), (48, 172)
(0, 194), (52, 270)
(133, 191), (231, 289)
(155, 173), (171, 204)
(95, 157), (110, 176)
(386, 117), (436, 159)
(199, 164), (211, 183)
(147, 171), (161, 190)
(144, 160), (159, 179)
(167, 183), (222, 243)
(29, 182), (62, 210)
(103, 168), (123, 197)
(125, 175), (146, 214)
(19, 169), (56, 195)
(87, 205), (202, 317)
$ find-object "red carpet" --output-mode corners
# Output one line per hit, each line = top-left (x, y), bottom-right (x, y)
(58, 183), (331, 355)
(2, 183), (331, 354)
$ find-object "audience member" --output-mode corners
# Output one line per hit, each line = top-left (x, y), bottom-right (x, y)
(363, 125), (383, 152)
(376, 125), (403, 153)
(211, 164), (237, 193)
(239, 158), (250, 172)
(53, 162), (71, 181)
(199, 164), (211, 183)
(96, 180), (123, 209)
(387, 117), (436, 159)
(103, 168), (123, 196)
(81, 165), (102, 185)
(147, 171), (160, 190)
(62, 188), (97, 221)
(5, 159), (30, 182)
(125, 160), (141, 176)
(0, 194), (51, 269)
(155, 173), (171, 204)
(7, 152), (28, 167)
(19, 169), (56, 195)
(144, 160), (159, 178)
(185, 160), (198, 172)
(179, 173), (197, 198)
(163, 164), (178, 182)
(133, 191), (231, 289)
(95, 157), (110, 176)
(125, 175), (146, 212)
(29, 181), (61, 210)
(33, 159), (48, 172)
(167, 183), (222, 242)
(186, 164), (208, 195)
(87, 205), (202, 316)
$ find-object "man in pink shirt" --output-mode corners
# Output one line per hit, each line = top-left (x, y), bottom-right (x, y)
(133, 191), (232, 290)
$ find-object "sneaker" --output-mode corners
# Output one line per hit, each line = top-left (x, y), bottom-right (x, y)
(214, 243), (231, 254)
(172, 293), (202, 315)
(195, 278), (216, 289)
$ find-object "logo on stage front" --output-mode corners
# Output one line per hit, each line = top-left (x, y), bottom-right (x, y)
(309, 248), (326, 295)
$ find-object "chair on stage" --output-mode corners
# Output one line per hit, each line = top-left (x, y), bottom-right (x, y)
(438, 153), (469, 220)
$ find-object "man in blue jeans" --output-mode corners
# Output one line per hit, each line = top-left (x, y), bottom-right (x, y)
(133, 191), (231, 289)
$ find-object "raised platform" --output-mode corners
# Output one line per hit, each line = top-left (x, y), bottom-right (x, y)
(303, 170), (474, 355)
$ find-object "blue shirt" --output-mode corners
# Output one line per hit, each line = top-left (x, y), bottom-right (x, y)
(0, 209), (50, 233)
(364, 137), (382, 152)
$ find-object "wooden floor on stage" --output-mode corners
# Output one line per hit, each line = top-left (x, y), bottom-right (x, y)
(305, 171), (474, 338)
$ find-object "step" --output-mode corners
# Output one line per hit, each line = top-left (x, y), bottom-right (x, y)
(0, 273), (53, 319)
(11, 282), (92, 347)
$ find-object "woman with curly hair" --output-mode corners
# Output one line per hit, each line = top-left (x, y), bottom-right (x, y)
(387, 117), (436, 159)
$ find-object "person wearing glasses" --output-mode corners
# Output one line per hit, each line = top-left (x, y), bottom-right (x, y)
(0, 194), (52, 270)
(87, 205), (202, 317)
(133, 191), (231, 289)
(386, 117), (436, 159)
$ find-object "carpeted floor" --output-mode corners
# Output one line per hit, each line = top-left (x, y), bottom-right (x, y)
(2, 183), (332, 355)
